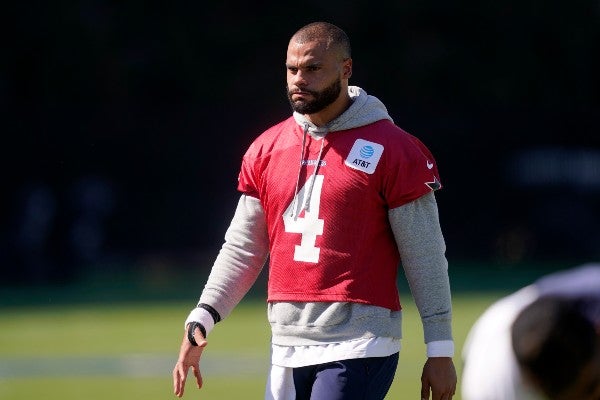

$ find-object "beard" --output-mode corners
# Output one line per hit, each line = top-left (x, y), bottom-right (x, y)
(287, 78), (342, 114)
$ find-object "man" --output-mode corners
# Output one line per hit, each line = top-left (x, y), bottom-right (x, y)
(461, 264), (600, 400)
(173, 21), (456, 400)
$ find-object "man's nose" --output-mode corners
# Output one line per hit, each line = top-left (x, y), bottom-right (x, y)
(291, 70), (307, 87)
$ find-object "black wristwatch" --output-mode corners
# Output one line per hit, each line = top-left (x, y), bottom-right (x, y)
(187, 321), (206, 346)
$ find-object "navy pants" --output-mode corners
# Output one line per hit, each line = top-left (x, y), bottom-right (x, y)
(291, 353), (399, 400)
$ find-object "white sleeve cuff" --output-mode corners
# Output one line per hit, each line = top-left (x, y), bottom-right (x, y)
(426, 340), (455, 357)
(184, 307), (216, 336)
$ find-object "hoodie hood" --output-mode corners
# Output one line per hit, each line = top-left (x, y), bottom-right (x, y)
(287, 86), (393, 218)
(292, 86), (393, 137)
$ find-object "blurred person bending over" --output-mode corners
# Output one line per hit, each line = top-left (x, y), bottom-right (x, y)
(513, 295), (600, 399)
(173, 21), (456, 400)
(461, 264), (600, 400)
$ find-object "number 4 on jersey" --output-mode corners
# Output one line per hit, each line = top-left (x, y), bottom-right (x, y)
(283, 175), (324, 263)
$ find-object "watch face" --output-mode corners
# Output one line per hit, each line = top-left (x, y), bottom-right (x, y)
(187, 321), (206, 346)
(187, 323), (199, 346)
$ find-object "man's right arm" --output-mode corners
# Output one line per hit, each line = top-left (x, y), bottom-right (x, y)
(188, 193), (270, 334)
(173, 194), (270, 397)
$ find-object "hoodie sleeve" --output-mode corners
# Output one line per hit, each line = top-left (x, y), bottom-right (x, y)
(388, 191), (454, 357)
(193, 194), (270, 325)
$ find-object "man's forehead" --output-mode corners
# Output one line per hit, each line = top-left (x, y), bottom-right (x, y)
(286, 40), (331, 63)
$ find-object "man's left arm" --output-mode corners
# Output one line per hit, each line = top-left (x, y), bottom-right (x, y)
(388, 191), (456, 399)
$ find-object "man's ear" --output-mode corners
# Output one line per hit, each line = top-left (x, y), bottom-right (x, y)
(342, 58), (353, 79)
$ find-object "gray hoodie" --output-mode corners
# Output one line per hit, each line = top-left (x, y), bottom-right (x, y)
(194, 86), (453, 353)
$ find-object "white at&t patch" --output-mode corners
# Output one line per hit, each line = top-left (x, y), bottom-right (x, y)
(345, 139), (384, 174)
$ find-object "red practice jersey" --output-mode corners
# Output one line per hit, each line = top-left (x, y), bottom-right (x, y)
(238, 117), (441, 311)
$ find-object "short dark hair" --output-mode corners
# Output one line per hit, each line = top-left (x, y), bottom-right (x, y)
(511, 296), (597, 397)
(291, 22), (351, 60)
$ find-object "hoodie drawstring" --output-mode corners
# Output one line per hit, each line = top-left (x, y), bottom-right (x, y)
(290, 124), (308, 218)
(303, 138), (325, 212)
(290, 123), (326, 218)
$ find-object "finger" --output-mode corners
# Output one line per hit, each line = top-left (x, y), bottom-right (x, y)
(172, 367), (180, 395)
(174, 368), (184, 397)
(192, 364), (203, 389)
(434, 388), (452, 400)
(428, 387), (441, 400)
(173, 365), (187, 397)
(420, 381), (430, 400)
(440, 385), (456, 400)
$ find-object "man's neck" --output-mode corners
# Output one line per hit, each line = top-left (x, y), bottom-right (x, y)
(303, 93), (352, 127)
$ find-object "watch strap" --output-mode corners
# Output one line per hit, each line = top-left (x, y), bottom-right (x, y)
(187, 321), (206, 346)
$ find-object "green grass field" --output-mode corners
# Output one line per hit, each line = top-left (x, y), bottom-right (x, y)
(0, 292), (504, 400)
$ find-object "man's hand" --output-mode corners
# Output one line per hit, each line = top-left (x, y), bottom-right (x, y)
(421, 357), (457, 400)
(172, 327), (208, 397)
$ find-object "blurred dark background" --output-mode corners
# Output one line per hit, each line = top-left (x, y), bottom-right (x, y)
(2, 1), (599, 290)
